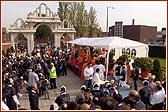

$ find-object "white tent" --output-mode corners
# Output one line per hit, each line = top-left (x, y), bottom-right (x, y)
(68, 36), (149, 80)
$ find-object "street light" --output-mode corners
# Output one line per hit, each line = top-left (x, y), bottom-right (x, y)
(106, 6), (114, 36)
(85, 14), (88, 37)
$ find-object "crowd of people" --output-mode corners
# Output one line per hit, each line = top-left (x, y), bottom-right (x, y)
(49, 76), (166, 110)
(2, 43), (69, 110)
(1, 43), (166, 110)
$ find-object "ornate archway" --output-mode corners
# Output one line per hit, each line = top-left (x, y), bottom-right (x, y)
(14, 33), (27, 51)
(9, 3), (76, 55)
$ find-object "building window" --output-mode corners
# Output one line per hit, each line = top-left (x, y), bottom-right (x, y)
(126, 48), (130, 55)
(114, 22), (123, 37)
(131, 49), (136, 56)
(122, 48), (126, 55)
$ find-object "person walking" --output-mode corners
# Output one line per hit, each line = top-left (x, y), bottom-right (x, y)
(2, 78), (21, 110)
(27, 65), (39, 91)
(49, 62), (57, 89)
(29, 84), (40, 110)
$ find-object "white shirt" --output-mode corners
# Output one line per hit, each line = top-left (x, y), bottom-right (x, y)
(84, 67), (94, 80)
(92, 72), (100, 86)
(150, 90), (165, 105)
(2, 101), (9, 110)
(93, 64), (105, 80)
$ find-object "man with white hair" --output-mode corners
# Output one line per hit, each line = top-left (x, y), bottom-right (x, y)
(55, 85), (70, 106)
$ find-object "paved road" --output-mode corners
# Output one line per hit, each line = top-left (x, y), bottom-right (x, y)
(17, 69), (143, 110)
(18, 69), (83, 110)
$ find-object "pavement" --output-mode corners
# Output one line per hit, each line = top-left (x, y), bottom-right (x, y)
(17, 69), (144, 110)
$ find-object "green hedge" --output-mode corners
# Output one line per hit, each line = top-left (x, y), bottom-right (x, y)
(149, 45), (166, 58)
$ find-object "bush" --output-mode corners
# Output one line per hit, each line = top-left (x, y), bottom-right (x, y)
(133, 57), (153, 71)
(118, 55), (130, 64)
(150, 59), (163, 81)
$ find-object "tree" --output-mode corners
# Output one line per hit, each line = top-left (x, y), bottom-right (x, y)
(150, 59), (163, 81)
(57, 2), (69, 21)
(76, 2), (87, 37)
(69, 2), (77, 27)
(88, 6), (98, 37)
(57, 2), (70, 28)
(34, 24), (53, 39)
(57, 2), (102, 37)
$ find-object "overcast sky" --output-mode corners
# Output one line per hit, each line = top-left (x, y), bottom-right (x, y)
(1, 1), (167, 32)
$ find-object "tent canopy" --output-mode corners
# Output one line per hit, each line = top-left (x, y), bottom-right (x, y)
(68, 36), (149, 80)
(68, 36), (148, 51)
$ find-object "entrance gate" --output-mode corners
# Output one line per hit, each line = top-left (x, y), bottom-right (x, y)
(9, 3), (76, 54)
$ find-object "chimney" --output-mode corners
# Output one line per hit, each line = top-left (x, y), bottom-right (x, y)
(132, 19), (135, 25)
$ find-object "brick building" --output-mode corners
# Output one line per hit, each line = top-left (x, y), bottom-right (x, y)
(109, 20), (157, 43)
(2, 27), (6, 43)
(2, 27), (12, 53)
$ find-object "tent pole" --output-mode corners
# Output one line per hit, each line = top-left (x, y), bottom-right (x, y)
(106, 50), (110, 81)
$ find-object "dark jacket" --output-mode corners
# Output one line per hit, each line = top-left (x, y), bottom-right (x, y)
(139, 86), (152, 104)
(2, 85), (17, 110)
(29, 90), (40, 110)
(55, 93), (70, 106)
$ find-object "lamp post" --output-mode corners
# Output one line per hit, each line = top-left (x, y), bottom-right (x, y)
(86, 14), (88, 37)
(106, 6), (114, 36)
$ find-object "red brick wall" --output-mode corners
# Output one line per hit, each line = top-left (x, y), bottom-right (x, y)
(2, 43), (11, 53)
(123, 25), (141, 41)
(2, 27), (6, 43)
(139, 26), (157, 43)
(109, 25), (157, 43)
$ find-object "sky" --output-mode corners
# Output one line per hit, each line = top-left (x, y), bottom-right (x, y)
(1, 1), (167, 32)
